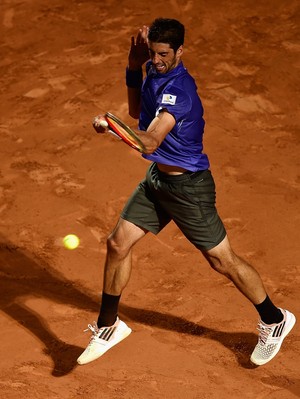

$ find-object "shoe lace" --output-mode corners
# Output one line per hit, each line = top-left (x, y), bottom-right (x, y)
(84, 322), (100, 336)
(257, 322), (273, 345)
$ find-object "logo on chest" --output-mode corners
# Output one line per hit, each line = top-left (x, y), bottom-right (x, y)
(162, 94), (177, 105)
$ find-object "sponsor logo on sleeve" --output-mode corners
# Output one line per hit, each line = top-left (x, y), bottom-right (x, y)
(162, 94), (177, 105)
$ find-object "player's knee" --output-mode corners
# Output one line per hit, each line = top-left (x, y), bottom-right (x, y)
(207, 256), (227, 275)
(106, 233), (130, 258)
(204, 251), (238, 276)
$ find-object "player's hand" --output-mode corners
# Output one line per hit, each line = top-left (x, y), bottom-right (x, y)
(128, 25), (149, 70)
(92, 115), (108, 134)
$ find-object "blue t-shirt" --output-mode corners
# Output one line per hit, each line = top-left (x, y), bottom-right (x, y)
(140, 61), (210, 171)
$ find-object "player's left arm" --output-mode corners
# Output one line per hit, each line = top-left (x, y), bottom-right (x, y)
(135, 86), (191, 154)
(135, 110), (176, 154)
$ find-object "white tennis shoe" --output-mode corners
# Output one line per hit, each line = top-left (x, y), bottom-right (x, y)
(250, 308), (296, 366)
(77, 317), (132, 365)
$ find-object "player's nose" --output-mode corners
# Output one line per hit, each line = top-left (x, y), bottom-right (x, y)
(152, 53), (161, 64)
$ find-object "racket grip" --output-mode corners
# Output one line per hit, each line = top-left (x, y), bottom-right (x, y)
(99, 120), (108, 127)
(93, 116), (108, 133)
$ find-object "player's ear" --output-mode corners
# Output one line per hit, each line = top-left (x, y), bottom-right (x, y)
(176, 45), (183, 58)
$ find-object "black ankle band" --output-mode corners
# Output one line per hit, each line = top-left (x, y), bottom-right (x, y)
(254, 295), (283, 324)
(97, 292), (121, 328)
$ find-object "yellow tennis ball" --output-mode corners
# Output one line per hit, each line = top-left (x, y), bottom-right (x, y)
(63, 234), (80, 250)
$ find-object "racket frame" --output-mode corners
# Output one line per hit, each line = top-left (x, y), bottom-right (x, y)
(105, 112), (146, 152)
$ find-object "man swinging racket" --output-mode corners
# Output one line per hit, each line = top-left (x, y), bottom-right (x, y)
(77, 18), (296, 366)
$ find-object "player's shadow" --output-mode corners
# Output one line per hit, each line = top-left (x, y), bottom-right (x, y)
(0, 236), (98, 377)
(0, 234), (286, 380)
(120, 304), (258, 369)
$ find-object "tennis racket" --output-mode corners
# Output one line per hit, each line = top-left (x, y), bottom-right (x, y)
(104, 112), (146, 152)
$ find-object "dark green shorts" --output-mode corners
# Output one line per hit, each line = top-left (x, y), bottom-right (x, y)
(121, 163), (226, 251)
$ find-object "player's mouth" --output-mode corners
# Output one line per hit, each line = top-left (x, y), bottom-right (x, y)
(155, 64), (166, 73)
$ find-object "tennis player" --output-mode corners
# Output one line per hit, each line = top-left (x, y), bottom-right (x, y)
(77, 18), (295, 366)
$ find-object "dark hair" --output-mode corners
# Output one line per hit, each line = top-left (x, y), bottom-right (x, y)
(148, 18), (185, 52)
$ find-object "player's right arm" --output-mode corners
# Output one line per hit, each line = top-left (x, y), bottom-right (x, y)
(127, 86), (141, 119)
(127, 26), (149, 119)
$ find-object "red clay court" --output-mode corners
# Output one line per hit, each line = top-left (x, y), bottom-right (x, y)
(0, 1), (299, 398)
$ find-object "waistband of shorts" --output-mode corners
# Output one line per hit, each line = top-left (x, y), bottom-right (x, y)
(151, 163), (208, 182)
